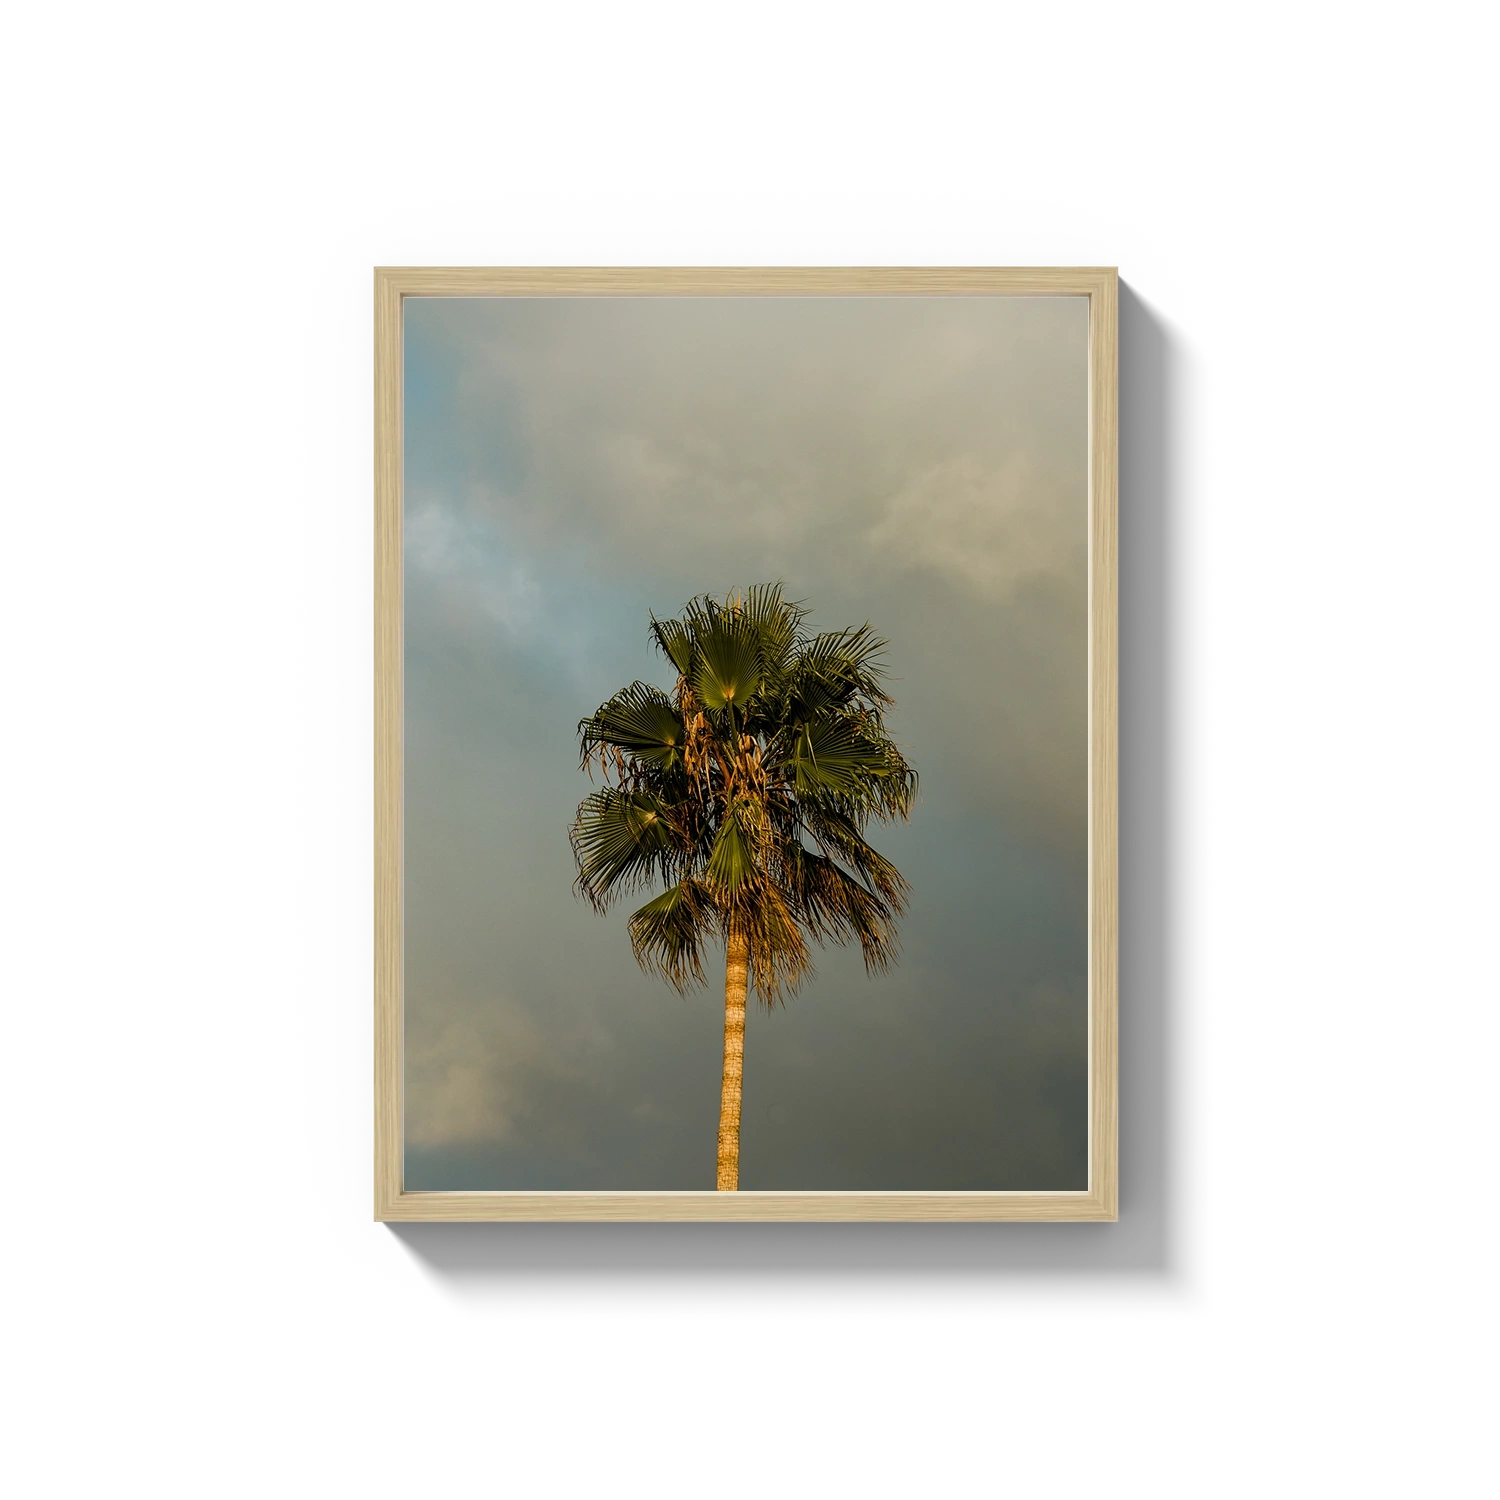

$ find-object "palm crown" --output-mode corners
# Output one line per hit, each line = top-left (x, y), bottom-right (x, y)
(571, 584), (917, 1000)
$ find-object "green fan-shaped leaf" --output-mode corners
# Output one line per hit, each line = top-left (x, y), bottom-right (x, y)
(648, 615), (694, 676)
(786, 715), (891, 795)
(693, 616), (761, 712)
(628, 881), (710, 992)
(785, 843), (901, 973)
(787, 673), (842, 721)
(740, 583), (805, 681)
(706, 805), (754, 890)
(788, 625), (891, 712)
(570, 788), (678, 906)
(580, 682), (685, 767)
(798, 804), (911, 902)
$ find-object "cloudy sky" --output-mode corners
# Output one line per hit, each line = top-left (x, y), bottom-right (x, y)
(403, 294), (1089, 1190)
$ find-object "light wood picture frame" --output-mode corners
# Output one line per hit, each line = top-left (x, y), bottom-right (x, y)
(375, 267), (1117, 1221)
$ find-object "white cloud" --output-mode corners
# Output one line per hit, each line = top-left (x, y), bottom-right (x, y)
(405, 491), (542, 639)
(404, 986), (624, 1151)
(864, 451), (1079, 594)
(404, 1009), (537, 1148)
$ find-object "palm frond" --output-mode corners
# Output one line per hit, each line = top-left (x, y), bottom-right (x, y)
(797, 804), (912, 908)
(647, 614), (694, 676)
(691, 610), (762, 714)
(739, 582), (806, 683)
(732, 883), (813, 1004)
(579, 682), (686, 770)
(782, 714), (897, 797)
(874, 757), (918, 819)
(785, 844), (903, 974)
(628, 881), (712, 993)
(570, 788), (682, 909)
(705, 801), (754, 891)
(795, 624), (893, 707)
(785, 673), (842, 721)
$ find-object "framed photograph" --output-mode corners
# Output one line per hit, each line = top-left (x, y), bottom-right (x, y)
(375, 268), (1117, 1221)
(295, 181), (1218, 1314)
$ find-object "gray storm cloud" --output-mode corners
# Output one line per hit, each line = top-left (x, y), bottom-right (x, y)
(402, 294), (1089, 1189)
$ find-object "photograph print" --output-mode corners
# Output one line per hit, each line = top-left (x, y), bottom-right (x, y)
(376, 268), (1117, 1219)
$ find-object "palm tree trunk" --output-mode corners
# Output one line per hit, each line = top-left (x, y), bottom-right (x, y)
(716, 930), (749, 1190)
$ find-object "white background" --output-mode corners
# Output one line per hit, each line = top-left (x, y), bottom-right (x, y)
(4, 3), (1496, 1495)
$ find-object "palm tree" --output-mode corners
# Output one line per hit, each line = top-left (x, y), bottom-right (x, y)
(569, 584), (917, 1190)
